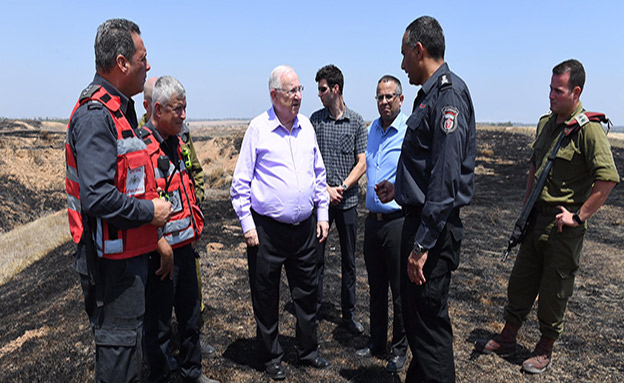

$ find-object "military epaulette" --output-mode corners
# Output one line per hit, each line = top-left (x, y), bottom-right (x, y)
(79, 84), (101, 103)
(439, 73), (452, 90)
(86, 100), (103, 110)
(565, 111), (611, 136)
(178, 123), (190, 143)
(539, 110), (552, 120)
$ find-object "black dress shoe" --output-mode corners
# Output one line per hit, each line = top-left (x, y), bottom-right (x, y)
(355, 344), (383, 357)
(265, 363), (286, 380)
(301, 356), (332, 370)
(386, 354), (406, 373)
(356, 345), (372, 357)
(190, 374), (221, 383)
(342, 318), (364, 334)
(201, 343), (217, 359)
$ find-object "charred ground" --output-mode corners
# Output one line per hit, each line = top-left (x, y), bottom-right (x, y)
(0, 121), (622, 382)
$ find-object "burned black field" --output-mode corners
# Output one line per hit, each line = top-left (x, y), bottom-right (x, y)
(0, 127), (623, 382)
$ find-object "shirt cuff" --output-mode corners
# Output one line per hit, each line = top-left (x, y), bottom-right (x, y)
(317, 207), (329, 223)
(240, 214), (256, 234)
(414, 220), (440, 250)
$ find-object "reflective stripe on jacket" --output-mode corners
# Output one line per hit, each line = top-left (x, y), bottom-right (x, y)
(140, 126), (204, 248)
(65, 85), (159, 259)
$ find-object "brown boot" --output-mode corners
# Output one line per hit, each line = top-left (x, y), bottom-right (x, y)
(522, 336), (555, 374)
(475, 322), (520, 356)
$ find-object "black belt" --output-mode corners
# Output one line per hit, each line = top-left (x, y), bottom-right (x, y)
(368, 210), (404, 222)
(533, 202), (581, 217)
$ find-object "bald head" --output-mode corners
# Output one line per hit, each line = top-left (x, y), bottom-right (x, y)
(143, 77), (158, 119)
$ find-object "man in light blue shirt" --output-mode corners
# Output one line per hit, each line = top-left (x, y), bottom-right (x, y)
(356, 75), (409, 373)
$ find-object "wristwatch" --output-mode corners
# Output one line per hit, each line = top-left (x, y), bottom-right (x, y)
(340, 183), (348, 191)
(413, 242), (427, 254)
(572, 211), (585, 225)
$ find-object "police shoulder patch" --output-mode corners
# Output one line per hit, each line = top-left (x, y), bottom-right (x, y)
(441, 106), (459, 134)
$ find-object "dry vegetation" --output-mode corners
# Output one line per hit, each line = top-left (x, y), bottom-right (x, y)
(0, 120), (623, 382)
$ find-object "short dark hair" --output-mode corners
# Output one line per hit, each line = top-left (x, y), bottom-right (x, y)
(377, 75), (402, 95)
(553, 59), (585, 93)
(405, 16), (445, 60)
(95, 18), (141, 73)
(315, 64), (344, 95)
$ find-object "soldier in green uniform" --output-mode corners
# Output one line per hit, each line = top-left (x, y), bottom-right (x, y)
(476, 59), (620, 374)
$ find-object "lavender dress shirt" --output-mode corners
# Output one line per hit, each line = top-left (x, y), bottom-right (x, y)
(231, 106), (330, 234)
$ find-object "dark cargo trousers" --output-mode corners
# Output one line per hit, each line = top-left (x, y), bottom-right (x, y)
(79, 254), (148, 383)
(145, 245), (202, 382)
(504, 208), (585, 339)
(400, 209), (463, 383)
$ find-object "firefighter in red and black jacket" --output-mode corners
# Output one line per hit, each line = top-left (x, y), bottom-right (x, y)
(139, 76), (217, 383)
(65, 19), (172, 383)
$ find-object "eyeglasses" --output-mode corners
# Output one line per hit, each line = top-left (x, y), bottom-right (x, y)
(276, 85), (304, 97)
(318, 86), (328, 93)
(375, 93), (398, 102)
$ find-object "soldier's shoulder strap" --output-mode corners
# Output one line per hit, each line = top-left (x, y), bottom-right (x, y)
(565, 111), (611, 136)
(439, 73), (452, 91)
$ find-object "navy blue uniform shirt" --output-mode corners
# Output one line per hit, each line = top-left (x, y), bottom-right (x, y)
(395, 63), (476, 250)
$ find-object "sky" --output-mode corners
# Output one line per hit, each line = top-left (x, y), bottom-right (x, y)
(1, 0), (623, 125)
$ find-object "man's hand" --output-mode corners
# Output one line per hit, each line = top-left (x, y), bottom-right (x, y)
(317, 220), (329, 243)
(151, 198), (173, 227)
(155, 237), (173, 281)
(375, 180), (395, 204)
(555, 206), (577, 233)
(244, 228), (259, 247)
(328, 186), (344, 206)
(407, 250), (428, 285)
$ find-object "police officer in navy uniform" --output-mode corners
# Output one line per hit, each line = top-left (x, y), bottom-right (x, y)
(376, 16), (476, 382)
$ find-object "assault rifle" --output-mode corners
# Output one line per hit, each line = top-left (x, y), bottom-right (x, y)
(502, 112), (611, 261)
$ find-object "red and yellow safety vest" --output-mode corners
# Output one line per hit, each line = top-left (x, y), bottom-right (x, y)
(65, 85), (158, 259)
(139, 126), (204, 248)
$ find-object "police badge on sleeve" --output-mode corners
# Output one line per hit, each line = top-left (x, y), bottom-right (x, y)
(441, 106), (459, 134)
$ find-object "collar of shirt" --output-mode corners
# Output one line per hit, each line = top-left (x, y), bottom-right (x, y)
(321, 106), (358, 122)
(144, 120), (179, 158)
(144, 120), (164, 143)
(92, 73), (137, 128)
(268, 106), (301, 133)
(371, 112), (407, 135)
(563, 102), (585, 125)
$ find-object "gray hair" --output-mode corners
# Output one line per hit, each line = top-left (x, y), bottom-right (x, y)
(378, 75), (402, 95)
(152, 76), (186, 110)
(94, 18), (141, 73)
(269, 65), (295, 90)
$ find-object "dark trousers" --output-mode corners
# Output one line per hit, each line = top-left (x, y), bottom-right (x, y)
(363, 214), (407, 357)
(248, 211), (320, 367)
(316, 206), (358, 319)
(401, 209), (462, 383)
(79, 254), (147, 383)
(145, 245), (202, 382)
